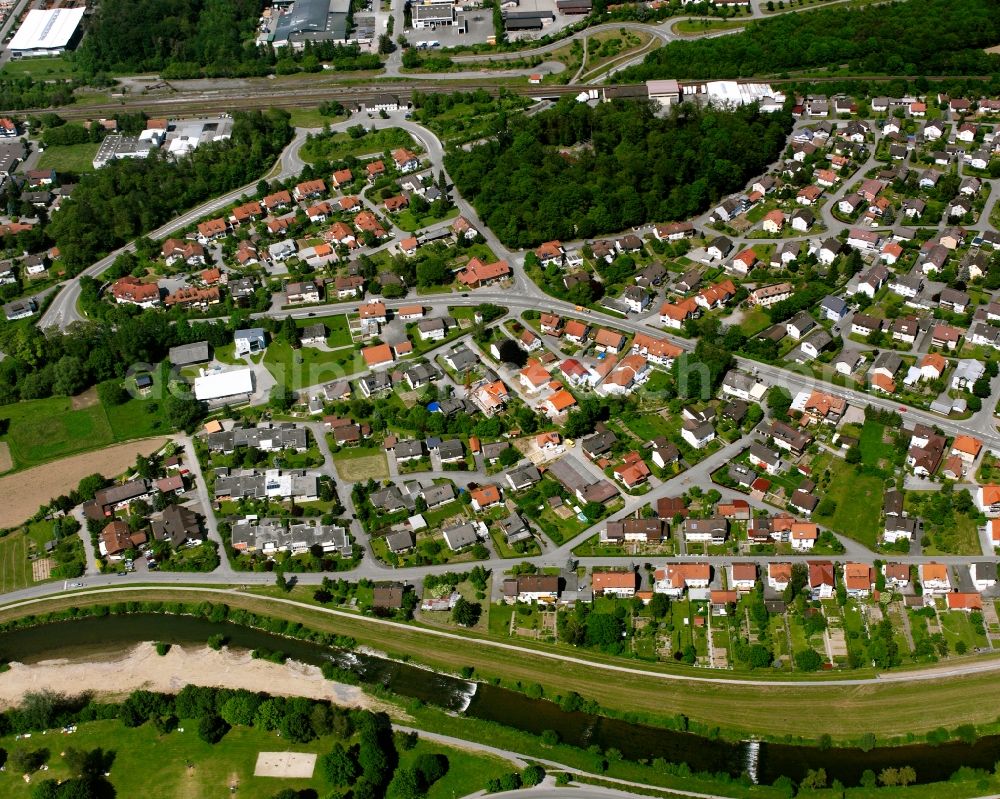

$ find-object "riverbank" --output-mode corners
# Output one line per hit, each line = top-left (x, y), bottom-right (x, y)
(0, 642), (383, 712)
(6, 587), (1000, 749)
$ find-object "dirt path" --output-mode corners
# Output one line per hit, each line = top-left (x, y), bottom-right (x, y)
(0, 437), (169, 528)
(0, 642), (392, 712)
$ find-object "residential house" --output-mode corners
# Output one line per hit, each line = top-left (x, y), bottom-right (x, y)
(919, 562), (951, 595)
(591, 570), (638, 597)
(808, 561), (836, 599)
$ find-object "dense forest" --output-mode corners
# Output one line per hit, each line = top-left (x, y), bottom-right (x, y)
(445, 99), (792, 248)
(47, 109), (293, 271)
(618, 0), (1000, 81)
(75, 0), (377, 78)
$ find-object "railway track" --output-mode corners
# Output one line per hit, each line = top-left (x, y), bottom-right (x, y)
(3, 71), (992, 120)
(3, 82), (598, 119)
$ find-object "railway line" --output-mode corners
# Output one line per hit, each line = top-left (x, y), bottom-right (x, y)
(2, 82), (595, 119)
(5, 70), (993, 121)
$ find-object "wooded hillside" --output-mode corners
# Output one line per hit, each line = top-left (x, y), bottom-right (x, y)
(445, 99), (792, 248)
(618, 0), (1000, 81)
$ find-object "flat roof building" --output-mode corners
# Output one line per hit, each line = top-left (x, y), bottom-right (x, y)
(267, 0), (351, 46)
(194, 368), (254, 402)
(8, 8), (86, 57)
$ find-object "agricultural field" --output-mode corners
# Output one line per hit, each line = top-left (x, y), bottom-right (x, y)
(0, 394), (115, 470)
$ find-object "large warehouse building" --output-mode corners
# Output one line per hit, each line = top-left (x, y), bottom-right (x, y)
(8, 7), (86, 58)
(264, 0), (351, 47)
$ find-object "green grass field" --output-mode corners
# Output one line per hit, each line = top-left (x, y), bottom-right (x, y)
(0, 367), (179, 471)
(36, 142), (99, 174)
(393, 205), (459, 232)
(0, 55), (80, 80)
(0, 396), (114, 470)
(263, 340), (364, 390)
(333, 447), (389, 481)
(301, 127), (416, 164)
(0, 717), (509, 799)
(858, 420), (894, 468)
(621, 412), (673, 442)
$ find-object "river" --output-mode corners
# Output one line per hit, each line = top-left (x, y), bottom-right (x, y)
(0, 613), (992, 786)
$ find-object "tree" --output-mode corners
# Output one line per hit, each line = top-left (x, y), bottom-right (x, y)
(197, 714), (230, 744)
(279, 711), (315, 743)
(280, 316), (300, 346)
(585, 613), (624, 648)
(269, 384), (296, 412)
(794, 648), (823, 672)
(387, 767), (420, 799)
(498, 446), (520, 467)
(522, 765), (545, 786)
(414, 753), (449, 787)
(321, 743), (359, 786)
(973, 377), (992, 398)
(766, 386), (792, 420)
(648, 592), (670, 618)
(452, 597), (482, 627)
(165, 394), (205, 432)
(220, 692), (260, 727)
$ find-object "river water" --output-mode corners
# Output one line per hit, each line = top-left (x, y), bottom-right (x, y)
(0, 613), (993, 786)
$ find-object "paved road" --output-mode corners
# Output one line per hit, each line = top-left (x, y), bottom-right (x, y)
(38, 127), (314, 330)
(173, 433), (236, 579)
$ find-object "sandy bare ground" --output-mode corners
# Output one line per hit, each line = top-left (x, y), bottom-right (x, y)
(254, 752), (317, 778)
(0, 442), (12, 474)
(0, 437), (169, 529)
(0, 643), (383, 711)
(70, 387), (99, 410)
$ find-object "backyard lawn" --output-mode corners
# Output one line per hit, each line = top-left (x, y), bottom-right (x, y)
(813, 460), (886, 549)
(394, 205), (459, 232)
(37, 142), (99, 173)
(333, 447), (389, 481)
(621, 412), (674, 442)
(858, 420), (895, 468)
(264, 340), (364, 389)
(738, 306), (771, 336)
(938, 609), (988, 654)
(290, 313), (352, 347)
(300, 127), (415, 163)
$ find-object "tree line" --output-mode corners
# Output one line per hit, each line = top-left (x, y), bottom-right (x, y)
(445, 98), (792, 248)
(618, 0), (1000, 82)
